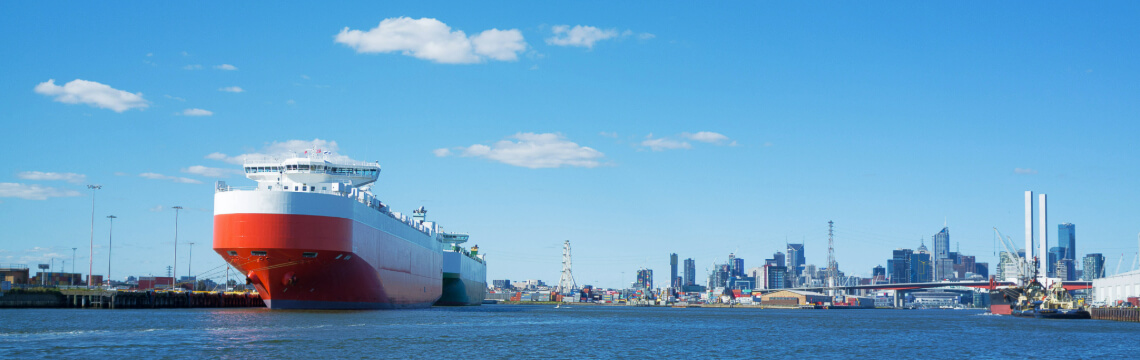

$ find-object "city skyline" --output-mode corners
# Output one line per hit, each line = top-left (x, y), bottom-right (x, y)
(3, 2), (1140, 289)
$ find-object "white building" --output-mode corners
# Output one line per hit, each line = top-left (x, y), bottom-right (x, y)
(1093, 269), (1140, 305)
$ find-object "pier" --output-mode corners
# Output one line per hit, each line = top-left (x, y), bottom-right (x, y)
(1090, 307), (1140, 323)
(0, 289), (264, 309)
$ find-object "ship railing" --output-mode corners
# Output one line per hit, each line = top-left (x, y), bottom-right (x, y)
(213, 182), (434, 237)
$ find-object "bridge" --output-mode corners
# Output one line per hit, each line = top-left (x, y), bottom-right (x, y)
(754, 280), (1092, 294)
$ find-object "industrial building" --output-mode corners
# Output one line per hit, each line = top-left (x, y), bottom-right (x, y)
(1093, 269), (1140, 305)
(0, 264), (30, 285)
(760, 289), (830, 307)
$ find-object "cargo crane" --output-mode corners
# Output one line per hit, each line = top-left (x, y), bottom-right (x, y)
(993, 227), (1027, 282)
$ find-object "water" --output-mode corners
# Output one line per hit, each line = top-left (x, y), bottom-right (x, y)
(1, 306), (1135, 358)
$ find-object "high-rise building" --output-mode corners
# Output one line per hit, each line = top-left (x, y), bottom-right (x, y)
(956, 255), (975, 279)
(635, 268), (653, 290)
(910, 252), (932, 283)
(1055, 259), (1075, 281)
(1082, 253), (1105, 281)
(932, 227), (950, 279)
(1045, 249), (1060, 278)
(683, 258), (696, 286)
(729, 254), (744, 277)
(997, 250), (1025, 281)
(761, 265), (786, 290)
(787, 243), (805, 275)
(1058, 223), (1076, 261)
(669, 253), (679, 288)
(870, 265), (889, 282)
(890, 249), (913, 283)
(974, 263), (989, 279)
(772, 252), (786, 268)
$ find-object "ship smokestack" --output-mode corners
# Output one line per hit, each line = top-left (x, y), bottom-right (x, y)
(1025, 190), (1033, 277)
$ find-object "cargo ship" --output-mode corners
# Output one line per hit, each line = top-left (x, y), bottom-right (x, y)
(434, 232), (487, 306)
(213, 151), (461, 309)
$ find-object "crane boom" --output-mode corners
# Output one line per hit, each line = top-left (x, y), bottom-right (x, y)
(993, 227), (1025, 279)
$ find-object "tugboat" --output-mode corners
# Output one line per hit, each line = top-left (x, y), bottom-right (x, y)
(1011, 280), (1091, 319)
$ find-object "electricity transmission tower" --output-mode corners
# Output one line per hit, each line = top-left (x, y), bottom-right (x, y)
(558, 240), (577, 294)
(826, 220), (839, 293)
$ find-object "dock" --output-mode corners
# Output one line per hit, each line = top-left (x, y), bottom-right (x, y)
(1, 289), (264, 309)
(1090, 307), (1140, 322)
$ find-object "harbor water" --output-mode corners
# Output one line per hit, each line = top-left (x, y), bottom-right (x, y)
(1, 305), (1136, 358)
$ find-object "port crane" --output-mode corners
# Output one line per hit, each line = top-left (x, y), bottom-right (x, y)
(993, 227), (1027, 282)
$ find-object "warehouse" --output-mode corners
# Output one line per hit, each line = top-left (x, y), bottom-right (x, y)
(760, 289), (831, 306)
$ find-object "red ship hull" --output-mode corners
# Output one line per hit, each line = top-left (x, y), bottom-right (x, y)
(213, 190), (442, 310)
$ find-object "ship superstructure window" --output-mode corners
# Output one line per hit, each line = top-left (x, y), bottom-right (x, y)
(227, 251), (237, 256)
(303, 252), (318, 258)
(252, 251), (268, 256)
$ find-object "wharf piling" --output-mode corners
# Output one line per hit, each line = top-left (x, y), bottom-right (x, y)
(1090, 307), (1140, 322)
(59, 290), (265, 309)
(0, 289), (264, 309)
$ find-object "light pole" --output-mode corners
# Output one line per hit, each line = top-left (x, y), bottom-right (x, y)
(107, 215), (116, 287)
(71, 248), (76, 286)
(87, 184), (101, 288)
(188, 241), (195, 290)
(172, 206), (183, 291)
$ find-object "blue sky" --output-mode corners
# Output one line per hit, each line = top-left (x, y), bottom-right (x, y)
(2, 2), (1138, 288)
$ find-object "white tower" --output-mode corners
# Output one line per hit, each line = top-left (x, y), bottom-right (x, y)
(1025, 191), (1034, 277)
(558, 240), (577, 294)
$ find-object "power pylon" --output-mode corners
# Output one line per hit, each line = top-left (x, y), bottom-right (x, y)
(826, 220), (838, 292)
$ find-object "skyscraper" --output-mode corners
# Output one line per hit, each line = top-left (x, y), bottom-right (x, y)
(729, 254), (744, 277)
(772, 252), (786, 268)
(872, 265), (886, 282)
(1082, 253), (1105, 281)
(910, 252), (932, 283)
(670, 253), (679, 288)
(683, 258), (696, 286)
(932, 227), (950, 280)
(1058, 223), (1076, 261)
(891, 249), (913, 283)
(787, 243), (805, 281)
(635, 268), (653, 290)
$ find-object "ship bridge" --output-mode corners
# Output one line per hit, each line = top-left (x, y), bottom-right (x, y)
(242, 152), (380, 190)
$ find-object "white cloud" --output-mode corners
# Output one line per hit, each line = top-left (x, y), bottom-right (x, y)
(181, 51), (190, 56)
(0, 183), (82, 200)
(1014, 168), (1038, 175)
(183, 64), (202, 70)
(16, 171), (86, 184)
(546, 25), (618, 49)
(640, 134), (691, 151)
(165, 94), (185, 101)
(335, 17), (527, 64)
(180, 108), (213, 116)
(286, 99), (295, 105)
(206, 139), (357, 165)
(637, 33), (656, 40)
(219, 86), (244, 93)
(149, 205), (165, 212)
(682, 131), (731, 144)
(182, 165), (243, 178)
(432, 148), (452, 157)
(471, 28), (527, 61)
(215, 64), (238, 70)
(440, 133), (604, 169)
(34, 79), (148, 113)
(599, 131), (618, 138)
(139, 173), (202, 184)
